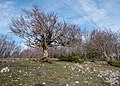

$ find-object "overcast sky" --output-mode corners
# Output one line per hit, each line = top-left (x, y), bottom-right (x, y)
(0, 0), (120, 45)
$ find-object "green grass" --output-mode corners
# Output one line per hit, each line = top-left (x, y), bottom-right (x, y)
(0, 58), (119, 86)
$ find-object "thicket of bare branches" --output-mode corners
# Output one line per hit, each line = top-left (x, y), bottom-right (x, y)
(0, 35), (21, 58)
(19, 48), (42, 60)
(43, 29), (120, 61)
(11, 28), (120, 61)
(81, 29), (120, 61)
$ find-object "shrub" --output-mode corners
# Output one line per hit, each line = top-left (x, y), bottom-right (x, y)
(58, 53), (85, 63)
(86, 51), (98, 60)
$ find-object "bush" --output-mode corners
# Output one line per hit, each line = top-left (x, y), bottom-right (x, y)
(86, 51), (98, 60)
(108, 61), (120, 67)
(58, 54), (85, 63)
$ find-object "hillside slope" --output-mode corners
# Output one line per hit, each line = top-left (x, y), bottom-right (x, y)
(0, 59), (120, 86)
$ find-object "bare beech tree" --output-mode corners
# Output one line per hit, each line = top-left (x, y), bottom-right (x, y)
(87, 29), (119, 61)
(10, 5), (81, 62)
(0, 35), (21, 58)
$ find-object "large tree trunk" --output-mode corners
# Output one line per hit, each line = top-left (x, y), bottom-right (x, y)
(41, 39), (50, 62)
(103, 51), (110, 61)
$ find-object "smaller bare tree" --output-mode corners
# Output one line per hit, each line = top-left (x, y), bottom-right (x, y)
(86, 29), (119, 61)
(0, 35), (21, 58)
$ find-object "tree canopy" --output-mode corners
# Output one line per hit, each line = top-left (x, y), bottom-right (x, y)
(10, 5), (81, 62)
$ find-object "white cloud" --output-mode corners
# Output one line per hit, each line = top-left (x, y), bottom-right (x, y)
(62, 0), (98, 28)
(0, 1), (16, 33)
(62, 0), (120, 31)
(0, 0), (120, 34)
(80, 0), (107, 22)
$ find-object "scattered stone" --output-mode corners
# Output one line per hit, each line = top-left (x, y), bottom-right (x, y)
(9, 75), (12, 78)
(66, 84), (69, 86)
(71, 63), (83, 72)
(42, 82), (46, 85)
(19, 70), (22, 73)
(98, 74), (102, 78)
(63, 66), (66, 68)
(12, 60), (14, 62)
(86, 67), (89, 71)
(19, 83), (22, 86)
(99, 70), (120, 86)
(75, 81), (79, 84)
(83, 81), (88, 83)
(0, 67), (10, 73)
(37, 67), (40, 69)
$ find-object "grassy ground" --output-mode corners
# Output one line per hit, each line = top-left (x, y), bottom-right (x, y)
(0, 58), (120, 86)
